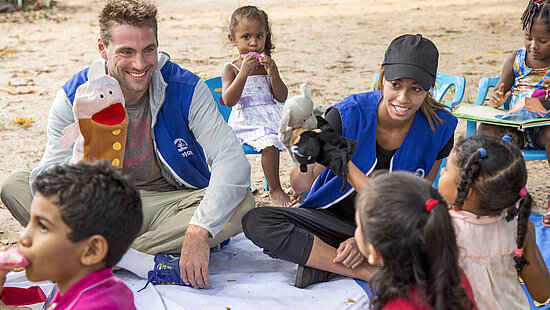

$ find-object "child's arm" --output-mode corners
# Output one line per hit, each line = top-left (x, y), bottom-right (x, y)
(490, 51), (516, 108)
(521, 221), (550, 303)
(260, 55), (288, 103)
(221, 55), (259, 107)
(0, 246), (7, 306)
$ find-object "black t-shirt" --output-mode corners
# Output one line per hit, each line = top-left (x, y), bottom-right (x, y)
(322, 107), (454, 221)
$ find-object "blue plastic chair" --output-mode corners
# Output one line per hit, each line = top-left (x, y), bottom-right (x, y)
(466, 77), (547, 161)
(371, 72), (466, 187)
(205, 76), (270, 191)
(371, 72), (466, 110)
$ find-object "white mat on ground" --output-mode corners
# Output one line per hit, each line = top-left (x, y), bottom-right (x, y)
(5, 233), (368, 310)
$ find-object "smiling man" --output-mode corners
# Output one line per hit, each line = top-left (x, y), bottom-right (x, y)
(1, 0), (254, 289)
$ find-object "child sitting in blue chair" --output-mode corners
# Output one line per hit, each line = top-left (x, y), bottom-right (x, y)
(478, 0), (550, 227)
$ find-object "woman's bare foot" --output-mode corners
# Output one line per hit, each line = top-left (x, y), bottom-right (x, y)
(270, 188), (296, 207)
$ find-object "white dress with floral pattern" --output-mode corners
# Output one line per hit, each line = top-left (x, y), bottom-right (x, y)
(227, 62), (285, 152)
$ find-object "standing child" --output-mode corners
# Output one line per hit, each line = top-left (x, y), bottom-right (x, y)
(0, 161), (142, 309)
(221, 6), (292, 206)
(479, 0), (550, 227)
(354, 171), (477, 310)
(438, 135), (550, 309)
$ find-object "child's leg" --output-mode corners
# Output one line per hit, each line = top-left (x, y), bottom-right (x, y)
(477, 123), (524, 149)
(533, 127), (550, 227)
(261, 146), (293, 206)
(534, 126), (550, 167)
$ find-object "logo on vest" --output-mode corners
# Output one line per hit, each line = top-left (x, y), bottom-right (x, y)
(174, 138), (194, 157)
(414, 168), (425, 178)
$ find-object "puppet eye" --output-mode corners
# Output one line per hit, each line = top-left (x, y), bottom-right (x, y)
(98, 93), (105, 100)
(108, 89), (114, 95)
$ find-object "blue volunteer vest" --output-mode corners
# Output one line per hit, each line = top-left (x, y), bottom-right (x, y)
(62, 61), (211, 188)
(299, 90), (457, 209)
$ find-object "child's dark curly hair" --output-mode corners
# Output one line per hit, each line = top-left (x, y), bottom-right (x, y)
(452, 135), (531, 276)
(33, 161), (142, 267)
(522, 0), (550, 32)
(356, 171), (474, 310)
(229, 6), (274, 56)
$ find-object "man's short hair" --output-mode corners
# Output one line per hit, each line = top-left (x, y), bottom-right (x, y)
(33, 161), (142, 267)
(99, 0), (158, 47)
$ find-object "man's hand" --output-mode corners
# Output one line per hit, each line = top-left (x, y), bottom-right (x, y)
(179, 225), (211, 288)
(490, 83), (511, 107)
(332, 237), (365, 269)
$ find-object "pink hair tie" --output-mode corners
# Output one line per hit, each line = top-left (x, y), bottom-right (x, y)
(425, 198), (438, 212)
(515, 247), (523, 257)
(519, 188), (528, 197)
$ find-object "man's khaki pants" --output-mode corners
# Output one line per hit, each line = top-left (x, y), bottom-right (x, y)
(1, 169), (255, 254)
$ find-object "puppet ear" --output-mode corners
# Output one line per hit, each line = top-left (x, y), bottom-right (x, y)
(279, 109), (290, 133)
(88, 60), (107, 81)
(300, 83), (312, 99)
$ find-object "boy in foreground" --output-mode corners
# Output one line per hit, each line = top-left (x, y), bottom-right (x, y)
(1, 161), (142, 309)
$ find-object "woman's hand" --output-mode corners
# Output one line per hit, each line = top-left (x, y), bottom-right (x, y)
(490, 83), (511, 107)
(333, 237), (365, 269)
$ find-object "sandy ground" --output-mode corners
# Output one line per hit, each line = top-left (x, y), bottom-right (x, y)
(0, 0), (548, 245)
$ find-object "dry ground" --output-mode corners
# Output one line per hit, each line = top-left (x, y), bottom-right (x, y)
(0, 0), (547, 245)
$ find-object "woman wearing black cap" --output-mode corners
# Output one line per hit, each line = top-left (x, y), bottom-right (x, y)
(242, 34), (457, 288)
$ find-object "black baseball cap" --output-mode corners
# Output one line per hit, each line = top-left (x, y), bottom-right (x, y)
(381, 34), (438, 91)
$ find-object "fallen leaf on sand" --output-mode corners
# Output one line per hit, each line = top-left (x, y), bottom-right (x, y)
(0, 87), (35, 95)
(0, 48), (16, 57)
(12, 118), (35, 128)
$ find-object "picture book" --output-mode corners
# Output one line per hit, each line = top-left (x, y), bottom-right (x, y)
(453, 103), (550, 129)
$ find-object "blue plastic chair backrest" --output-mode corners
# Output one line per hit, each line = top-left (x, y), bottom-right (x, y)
(205, 76), (232, 122)
(371, 72), (466, 109)
(432, 72), (466, 109)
